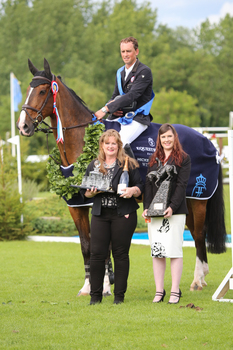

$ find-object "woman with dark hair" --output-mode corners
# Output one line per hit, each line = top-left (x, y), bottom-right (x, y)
(83, 129), (144, 305)
(142, 124), (191, 304)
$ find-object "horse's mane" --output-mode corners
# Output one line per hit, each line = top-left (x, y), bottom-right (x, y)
(31, 69), (94, 115)
(57, 75), (94, 115)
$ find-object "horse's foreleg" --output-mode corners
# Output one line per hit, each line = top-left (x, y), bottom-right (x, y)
(191, 252), (209, 291)
(68, 206), (91, 296)
(186, 199), (209, 291)
(103, 258), (114, 296)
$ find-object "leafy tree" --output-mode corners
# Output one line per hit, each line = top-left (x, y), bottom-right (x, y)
(150, 88), (208, 127)
(0, 146), (32, 240)
(81, 0), (157, 95)
(1, 0), (233, 133)
(196, 14), (233, 125)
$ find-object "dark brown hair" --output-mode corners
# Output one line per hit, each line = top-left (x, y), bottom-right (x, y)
(149, 123), (187, 167)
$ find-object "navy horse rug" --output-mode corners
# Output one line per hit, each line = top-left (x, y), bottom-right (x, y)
(61, 121), (220, 207)
(104, 121), (220, 200)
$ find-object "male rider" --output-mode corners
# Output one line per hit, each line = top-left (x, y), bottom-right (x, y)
(95, 36), (154, 152)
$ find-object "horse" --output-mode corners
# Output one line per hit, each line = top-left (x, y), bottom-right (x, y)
(17, 58), (226, 292)
(17, 58), (113, 297)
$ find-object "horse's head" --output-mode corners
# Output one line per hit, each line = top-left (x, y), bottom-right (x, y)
(147, 171), (158, 182)
(17, 58), (54, 136)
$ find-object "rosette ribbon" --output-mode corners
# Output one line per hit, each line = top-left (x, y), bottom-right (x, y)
(51, 81), (64, 144)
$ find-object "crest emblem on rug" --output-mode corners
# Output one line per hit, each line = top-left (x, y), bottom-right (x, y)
(148, 137), (155, 147)
(191, 174), (207, 197)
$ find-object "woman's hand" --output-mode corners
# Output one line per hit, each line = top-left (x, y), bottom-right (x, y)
(120, 186), (141, 199)
(84, 187), (102, 198)
(142, 209), (148, 219)
(163, 206), (173, 218)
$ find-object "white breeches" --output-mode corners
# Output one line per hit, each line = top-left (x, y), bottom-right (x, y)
(107, 119), (148, 146)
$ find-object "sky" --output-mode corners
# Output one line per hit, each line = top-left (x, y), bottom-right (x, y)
(140, 0), (233, 29)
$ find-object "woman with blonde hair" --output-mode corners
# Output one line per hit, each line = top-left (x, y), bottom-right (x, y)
(82, 129), (144, 305)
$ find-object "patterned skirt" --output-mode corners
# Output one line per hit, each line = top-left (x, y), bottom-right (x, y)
(148, 214), (185, 258)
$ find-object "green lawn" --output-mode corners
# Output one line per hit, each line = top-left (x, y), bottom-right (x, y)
(0, 241), (232, 349)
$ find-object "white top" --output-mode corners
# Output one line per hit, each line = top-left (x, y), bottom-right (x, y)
(125, 62), (136, 80)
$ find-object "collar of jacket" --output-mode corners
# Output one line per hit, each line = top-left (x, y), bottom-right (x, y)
(132, 58), (140, 73)
(121, 59), (140, 83)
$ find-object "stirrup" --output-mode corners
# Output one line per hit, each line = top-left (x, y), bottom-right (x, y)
(124, 143), (135, 159)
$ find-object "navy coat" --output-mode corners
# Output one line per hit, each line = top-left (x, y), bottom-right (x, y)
(107, 59), (153, 126)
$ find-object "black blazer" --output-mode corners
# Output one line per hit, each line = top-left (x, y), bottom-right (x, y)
(81, 159), (144, 216)
(143, 155), (191, 215)
(107, 59), (153, 126)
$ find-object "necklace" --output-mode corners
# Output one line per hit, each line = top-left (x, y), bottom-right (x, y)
(104, 160), (116, 168)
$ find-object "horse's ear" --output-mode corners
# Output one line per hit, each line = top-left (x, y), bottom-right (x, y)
(44, 58), (52, 78)
(28, 59), (39, 75)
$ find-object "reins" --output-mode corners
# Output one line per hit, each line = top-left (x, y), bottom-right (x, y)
(21, 74), (96, 165)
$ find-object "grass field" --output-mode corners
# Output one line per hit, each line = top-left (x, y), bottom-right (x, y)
(0, 241), (233, 349)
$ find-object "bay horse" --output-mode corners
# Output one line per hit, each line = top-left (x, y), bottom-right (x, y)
(17, 59), (226, 292)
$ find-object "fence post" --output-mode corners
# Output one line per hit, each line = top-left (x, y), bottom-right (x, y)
(212, 130), (233, 302)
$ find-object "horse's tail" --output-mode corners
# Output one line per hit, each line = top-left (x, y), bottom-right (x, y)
(205, 164), (227, 254)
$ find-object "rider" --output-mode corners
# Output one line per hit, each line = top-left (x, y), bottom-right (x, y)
(95, 36), (154, 155)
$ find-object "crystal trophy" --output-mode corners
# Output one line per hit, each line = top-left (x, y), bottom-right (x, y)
(74, 160), (113, 192)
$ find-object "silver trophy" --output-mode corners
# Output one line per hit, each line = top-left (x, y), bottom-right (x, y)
(81, 160), (112, 191)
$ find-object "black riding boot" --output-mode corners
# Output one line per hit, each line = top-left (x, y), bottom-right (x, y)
(124, 143), (135, 159)
(106, 258), (114, 285)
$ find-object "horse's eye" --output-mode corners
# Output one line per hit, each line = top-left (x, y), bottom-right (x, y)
(39, 90), (46, 95)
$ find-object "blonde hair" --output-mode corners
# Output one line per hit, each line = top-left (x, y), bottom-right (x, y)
(98, 129), (139, 174)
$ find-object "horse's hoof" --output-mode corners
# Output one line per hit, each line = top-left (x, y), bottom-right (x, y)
(190, 283), (196, 291)
(190, 283), (202, 291)
(103, 291), (112, 297)
(77, 291), (89, 297)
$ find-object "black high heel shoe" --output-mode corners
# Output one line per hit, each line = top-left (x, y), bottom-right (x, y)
(153, 289), (166, 303)
(168, 289), (182, 304)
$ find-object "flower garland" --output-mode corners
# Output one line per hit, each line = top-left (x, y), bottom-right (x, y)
(46, 123), (105, 200)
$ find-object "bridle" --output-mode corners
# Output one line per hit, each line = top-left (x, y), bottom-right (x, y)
(21, 76), (53, 129)
(21, 74), (96, 165)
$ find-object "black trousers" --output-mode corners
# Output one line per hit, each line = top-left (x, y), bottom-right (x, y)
(90, 208), (137, 302)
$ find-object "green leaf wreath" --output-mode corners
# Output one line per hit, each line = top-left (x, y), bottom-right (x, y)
(46, 123), (105, 200)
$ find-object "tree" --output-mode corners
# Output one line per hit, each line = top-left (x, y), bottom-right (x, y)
(0, 146), (32, 240)
(196, 14), (233, 125)
(150, 88), (209, 127)
(81, 0), (157, 95)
